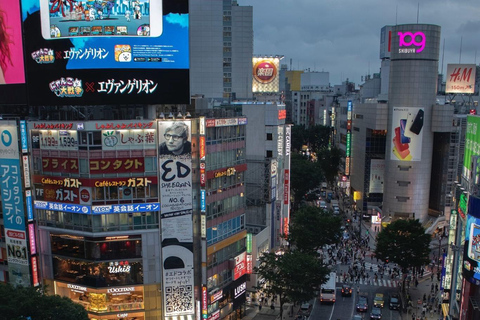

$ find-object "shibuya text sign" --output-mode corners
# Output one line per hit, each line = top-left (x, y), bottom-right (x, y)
(398, 32), (425, 53)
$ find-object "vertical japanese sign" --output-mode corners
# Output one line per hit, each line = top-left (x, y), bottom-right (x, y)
(463, 115), (480, 179)
(0, 120), (30, 286)
(158, 120), (194, 318)
(345, 101), (352, 176)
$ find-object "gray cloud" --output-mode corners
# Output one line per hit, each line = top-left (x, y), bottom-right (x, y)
(240, 0), (480, 85)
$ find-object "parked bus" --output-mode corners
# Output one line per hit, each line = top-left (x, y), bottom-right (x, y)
(319, 272), (336, 303)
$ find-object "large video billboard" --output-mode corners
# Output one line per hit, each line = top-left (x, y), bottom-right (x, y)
(252, 57), (280, 93)
(463, 115), (480, 179)
(0, 0), (27, 104)
(21, 0), (189, 105)
(390, 107), (424, 161)
(158, 120), (194, 318)
(446, 64), (476, 94)
(463, 195), (480, 285)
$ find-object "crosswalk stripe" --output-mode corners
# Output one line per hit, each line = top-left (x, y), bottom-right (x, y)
(336, 277), (397, 288)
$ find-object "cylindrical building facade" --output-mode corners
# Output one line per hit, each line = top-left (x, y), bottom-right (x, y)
(383, 24), (441, 222)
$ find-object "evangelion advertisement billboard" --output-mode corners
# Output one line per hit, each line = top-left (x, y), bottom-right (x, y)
(158, 120), (194, 318)
(0, 0), (27, 104)
(390, 107), (424, 161)
(21, 0), (189, 105)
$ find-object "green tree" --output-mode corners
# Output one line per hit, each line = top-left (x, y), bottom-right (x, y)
(318, 147), (342, 186)
(0, 283), (89, 320)
(374, 219), (431, 276)
(288, 206), (343, 254)
(254, 251), (329, 319)
(290, 153), (323, 204)
(307, 125), (332, 153)
(291, 125), (308, 152)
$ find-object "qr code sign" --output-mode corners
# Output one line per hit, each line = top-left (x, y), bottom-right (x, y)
(165, 285), (194, 314)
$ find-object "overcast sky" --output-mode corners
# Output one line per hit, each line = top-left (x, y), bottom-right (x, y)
(240, 0), (480, 86)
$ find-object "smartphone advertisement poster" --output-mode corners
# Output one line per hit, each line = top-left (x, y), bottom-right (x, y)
(21, 0), (189, 105)
(391, 107), (424, 162)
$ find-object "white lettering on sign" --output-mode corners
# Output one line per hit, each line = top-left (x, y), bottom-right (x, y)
(234, 282), (246, 299)
(107, 287), (135, 294)
(108, 265), (131, 273)
(67, 284), (87, 292)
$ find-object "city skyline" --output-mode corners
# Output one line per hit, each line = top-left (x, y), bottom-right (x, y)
(241, 0), (480, 87)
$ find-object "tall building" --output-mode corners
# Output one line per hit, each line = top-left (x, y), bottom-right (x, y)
(190, 0), (253, 100)
(382, 24), (441, 222)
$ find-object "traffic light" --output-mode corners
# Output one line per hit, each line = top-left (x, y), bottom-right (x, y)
(366, 230), (369, 235)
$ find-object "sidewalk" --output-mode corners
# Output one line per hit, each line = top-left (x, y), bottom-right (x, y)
(243, 301), (300, 320)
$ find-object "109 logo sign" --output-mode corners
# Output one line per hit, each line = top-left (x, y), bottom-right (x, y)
(398, 32), (425, 53)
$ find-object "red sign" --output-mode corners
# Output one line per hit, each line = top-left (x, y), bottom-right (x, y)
(94, 122), (154, 130)
(200, 136), (206, 160)
(233, 252), (246, 280)
(208, 310), (220, 320)
(6, 230), (25, 240)
(200, 169), (206, 187)
(42, 157), (79, 174)
(284, 169), (289, 205)
(33, 175), (157, 188)
(246, 254), (253, 274)
(33, 123), (74, 130)
(29, 224), (36, 255)
(206, 119), (216, 128)
(80, 189), (90, 203)
(210, 290), (223, 304)
(278, 110), (286, 120)
(31, 256), (39, 286)
(283, 217), (289, 237)
(89, 157), (144, 173)
(40, 186), (80, 204)
(253, 60), (277, 84)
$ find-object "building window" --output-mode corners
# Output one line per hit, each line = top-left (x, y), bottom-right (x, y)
(266, 150), (273, 158)
(266, 133), (273, 140)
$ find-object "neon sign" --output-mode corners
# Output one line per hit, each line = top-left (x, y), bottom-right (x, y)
(398, 32), (425, 53)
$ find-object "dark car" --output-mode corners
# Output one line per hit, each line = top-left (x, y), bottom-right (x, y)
(389, 295), (400, 310)
(341, 284), (353, 297)
(356, 296), (368, 312)
(370, 307), (382, 319)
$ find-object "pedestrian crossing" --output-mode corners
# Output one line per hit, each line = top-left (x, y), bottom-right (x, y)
(336, 276), (399, 288)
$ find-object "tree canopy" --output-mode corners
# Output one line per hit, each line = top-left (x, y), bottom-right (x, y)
(290, 153), (323, 200)
(288, 206), (343, 254)
(0, 283), (89, 320)
(374, 219), (431, 272)
(254, 251), (330, 319)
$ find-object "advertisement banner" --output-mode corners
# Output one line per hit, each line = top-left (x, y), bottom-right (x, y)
(42, 157), (79, 174)
(369, 159), (385, 193)
(0, 121), (30, 286)
(158, 120), (194, 317)
(446, 64), (476, 94)
(233, 252), (246, 280)
(390, 107), (424, 161)
(21, 0), (190, 105)
(463, 195), (480, 285)
(252, 57), (280, 93)
(463, 115), (480, 178)
(89, 157), (145, 174)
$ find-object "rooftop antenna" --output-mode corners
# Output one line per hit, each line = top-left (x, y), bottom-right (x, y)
(416, 3), (419, 24)
(290, 58), (292, 70)
(475, 50), (477, 65)
(459, 36), (463, 63)
(441, 38), (445, 80)
(395, 5), (398, 25)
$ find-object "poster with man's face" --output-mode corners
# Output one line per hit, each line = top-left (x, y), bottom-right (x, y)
(158, 120), (192, 156)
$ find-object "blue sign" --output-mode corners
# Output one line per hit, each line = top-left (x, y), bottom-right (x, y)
(26, 190), (33, 221)
(34, 200), (160, 215)
(200, 190), (206, 212)
(91, 203), (160, 215)
(0, 159), (26, 231)
(20, 120), (28, 153)
(34, 201), (91, 214)
(348, 100), (352, 112)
